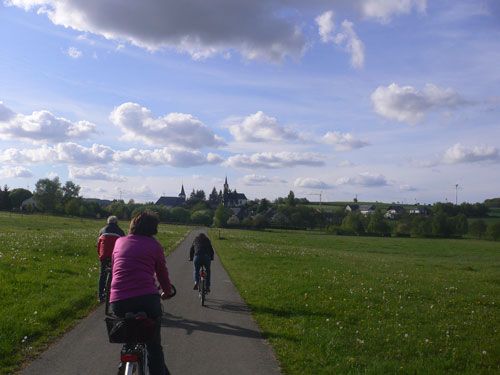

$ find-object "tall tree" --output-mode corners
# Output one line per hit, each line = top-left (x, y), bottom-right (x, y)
(62, 180), (80, 201)
(9, 188), (32, 209)
(0, 185), (12, 210)
(34, 178), (63, 213)
(287, 190), (296, 207)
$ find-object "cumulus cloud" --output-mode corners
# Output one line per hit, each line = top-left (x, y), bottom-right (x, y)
(0, 143), (223, 168)
(333, 20), (365, 69)
(371, 83), (467, 124)
(110, 102), (224, 149)
(360, 0), (427, 23)
(66, 46), (82, 58)
(68, 166), (126, 181)
(315, 10), (335, 43)
(6, 0), (305, 62)
(114, 147), (223, 168)
(442, 143), (499, 164)
(316, 11), (364, 69)
(225, 152), (324, 169)
(227, 111), (298, 143)
(322, 131), (369, 151)
(294, 177), (331, 189)
(337, 172), (389, 186)
(242, 174), (287, 186)
(0, 102), (96, 143)
(0, 166), (33, 178)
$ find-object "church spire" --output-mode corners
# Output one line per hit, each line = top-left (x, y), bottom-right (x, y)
(179, 184), (186, 200)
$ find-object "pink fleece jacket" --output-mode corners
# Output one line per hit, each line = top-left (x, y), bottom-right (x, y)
(110, 234), (172, 303)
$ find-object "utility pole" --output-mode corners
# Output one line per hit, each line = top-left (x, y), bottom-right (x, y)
(455, 184), (459, 205)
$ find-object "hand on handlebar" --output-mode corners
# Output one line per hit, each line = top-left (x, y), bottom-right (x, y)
(161, 284), (176, 300)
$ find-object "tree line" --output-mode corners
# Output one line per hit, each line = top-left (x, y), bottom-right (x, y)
(1, 179), (499, 241)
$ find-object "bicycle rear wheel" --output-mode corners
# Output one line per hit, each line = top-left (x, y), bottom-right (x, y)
(200, 278), (206, 306)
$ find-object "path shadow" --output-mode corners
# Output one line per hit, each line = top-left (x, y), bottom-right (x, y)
(203, 298), (252, 315)
(160, 312), (297, 342)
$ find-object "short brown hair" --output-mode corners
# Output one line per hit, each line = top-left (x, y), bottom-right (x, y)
(129, 211), (159, 236)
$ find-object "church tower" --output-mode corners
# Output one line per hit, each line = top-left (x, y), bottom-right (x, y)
(178, 184), (186, 201)
(223, 176), (229, 194)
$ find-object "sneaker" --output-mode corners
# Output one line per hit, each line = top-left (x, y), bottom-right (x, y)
(193, 282), (199, 290)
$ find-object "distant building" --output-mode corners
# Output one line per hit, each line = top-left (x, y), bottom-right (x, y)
(222, 177), (247, 208)
(155, 185), (186, 208)
(345, 204), (375, 216)
(409, 205), (430, 215)
(21, 197), (38, 211)
(384, 205), (405, 219)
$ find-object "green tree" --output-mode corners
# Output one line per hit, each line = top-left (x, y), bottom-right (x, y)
(487, 222), (500, 241)
(213, 204), (230, 227)
(0, 185), (12, 210)
(252, 214), (268, 229)
(64, 198), (82, 216)
(34, 178), (63, 213)
(257, 198), (271, 214)
(411, 216), (432, 237)
(170, 207), (191, 223)
(468, 219), (487, 239)
(341, 212), (365, 235)
(431, 212), (452, 237)
(227, 215), (240, 226)
(452, 214), (468, 237)
(367, 210), (390, 236)
(62, 181), (80, 202)
(9, 188), (32, 209)
(287, 191), (296, 207)
(190, 210), (212, 225)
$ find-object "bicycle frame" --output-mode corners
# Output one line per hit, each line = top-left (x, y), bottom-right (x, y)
(198, 265), (207, 306)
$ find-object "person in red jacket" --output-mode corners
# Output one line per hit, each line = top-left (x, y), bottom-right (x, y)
(97, 216), (125, 303)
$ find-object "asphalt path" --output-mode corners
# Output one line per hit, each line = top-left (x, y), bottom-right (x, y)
(20, 228), (281, 375)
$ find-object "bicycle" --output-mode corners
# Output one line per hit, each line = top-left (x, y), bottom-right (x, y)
(198, 265), (208, 306)
(105, 280), (176, 375)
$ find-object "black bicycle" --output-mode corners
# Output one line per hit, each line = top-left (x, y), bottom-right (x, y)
(104, 271), (176, 375)
(198, 265), (208, 306)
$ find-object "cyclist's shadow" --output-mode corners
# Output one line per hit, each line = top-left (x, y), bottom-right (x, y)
(160, 312), (262, 339)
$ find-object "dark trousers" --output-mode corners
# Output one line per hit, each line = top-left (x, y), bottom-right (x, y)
(98, 258), (111, 301)
(111, 294), (169, 375)
(194, 255), (211, 287)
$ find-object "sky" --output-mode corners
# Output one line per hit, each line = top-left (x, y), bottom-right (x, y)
(0, 0), (499, 204)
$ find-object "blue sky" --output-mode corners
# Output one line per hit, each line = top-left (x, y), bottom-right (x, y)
(0, 0), (499, 203)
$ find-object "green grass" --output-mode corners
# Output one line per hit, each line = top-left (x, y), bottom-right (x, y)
(0, 212), (189, 374)
(210, 228), (500, 374)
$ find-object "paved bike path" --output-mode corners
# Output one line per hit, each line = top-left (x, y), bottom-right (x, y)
(20, 228), (281, 375)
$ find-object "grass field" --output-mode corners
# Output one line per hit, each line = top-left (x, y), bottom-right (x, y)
(0, 212), (189, 374)
(210, 228), (500, 374)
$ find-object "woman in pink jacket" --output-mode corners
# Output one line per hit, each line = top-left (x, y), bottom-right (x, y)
(110, 211), (173, 375)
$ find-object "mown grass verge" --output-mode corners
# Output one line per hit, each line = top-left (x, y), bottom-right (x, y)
(209, 228), (500, 374)
(0, 212), (189, 374)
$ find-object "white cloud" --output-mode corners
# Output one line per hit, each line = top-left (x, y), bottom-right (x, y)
(0, 166), (33, 178)
(443, 143), (499, 164)
(334, 20), (365, 69)
(66, 46), (82, 58)
(113, 147), (223, 167)
(316, 10), (335, 43)
(227, 111), (298, 143)
(0, 143), (222, 168)
(110, 102), (224, 149)
(225, 152), (324, 169)
(399, 184), (417, 191)
(0, 102), (96, 143)
(294, 177), (331, 189)
(337, 172), (389, 187)
(68, 166), (126, 181)
(242, 174), (287, 186)
(338, 160), (356, 167)
(6, 0), (305, 62)
(371, 83), (467, 124)
(322, 131), (369, 151)
(361, 0), (427, 23)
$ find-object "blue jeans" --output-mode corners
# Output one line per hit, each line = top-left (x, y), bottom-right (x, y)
(111, 294), (169, 375)
(194, 255), (211, 287)
(98, 258), (111, 301)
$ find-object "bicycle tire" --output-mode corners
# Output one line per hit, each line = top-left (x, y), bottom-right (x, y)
(200, 279), (205, 306)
